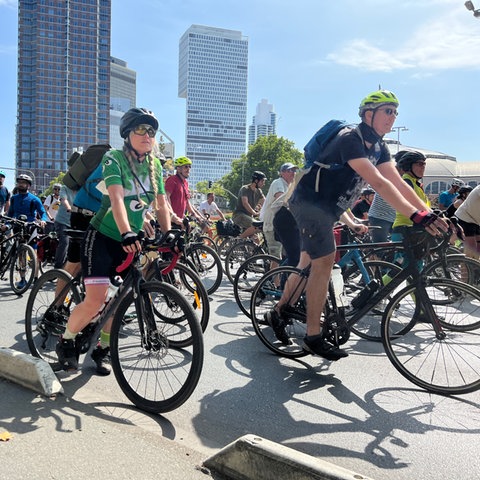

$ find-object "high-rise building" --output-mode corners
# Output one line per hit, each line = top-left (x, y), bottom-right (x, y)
(16, 0), (111, 192)
(179, 25), (249, 189)
(248, 99), (277, 145)
(110, 56), (136, 149)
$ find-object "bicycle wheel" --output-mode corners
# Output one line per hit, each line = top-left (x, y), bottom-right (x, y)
(25, 269), (83, 365)
(424, 254), (480, 291)
(216, 236), (239, 261)
(110, 281), (204, 413)
(225, 239), (264, 284)
(250, 266), (309, 358)
(233, 254), (279, 318)
(382, 278), (480, 395)
(185, 243), (223, 295)
(346, 260), (402, 341)
(146, 260), (210, 332)
(10, 244), (38, 295)
(197, 235), (217, 251)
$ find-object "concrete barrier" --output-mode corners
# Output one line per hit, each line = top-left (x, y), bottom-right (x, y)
(0, 347), (63, 396)
(204, 434), (375, 480)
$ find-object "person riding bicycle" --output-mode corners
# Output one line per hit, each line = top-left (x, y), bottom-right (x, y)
(55, 107), (173, 374)
(265, 89), (448, 361)
(165, 156), (205, 227)
(438, 178), (464, 210)
(232, 171), (266, 239)
(0, 170), (11, 215)
(4, 174), (48, 289)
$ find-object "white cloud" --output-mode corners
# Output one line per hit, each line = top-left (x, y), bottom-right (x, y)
(0, 0), (17, 7)
(327, 10), (480, 72)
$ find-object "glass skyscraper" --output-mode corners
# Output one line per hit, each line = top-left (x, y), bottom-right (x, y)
(110, 56), (136, 149)
(179, 25), (249, 189)
(16, 0), (111, 192)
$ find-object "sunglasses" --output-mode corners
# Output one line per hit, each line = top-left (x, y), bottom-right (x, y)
(379, 107), (398, 117)
(133, 124), (156, 138)
(183, 165), (192, 169)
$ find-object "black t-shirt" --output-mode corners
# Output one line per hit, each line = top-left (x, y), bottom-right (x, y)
(294, 124), (390, 218)
(351, 199), (371, 218)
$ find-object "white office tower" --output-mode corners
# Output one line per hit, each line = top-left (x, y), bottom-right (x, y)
(248, 99), (277, 145)
(179, 25), (249, 188)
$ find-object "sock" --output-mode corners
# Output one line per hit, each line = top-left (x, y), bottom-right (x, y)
(62, 326), (77, 340)
(100, 330), (110, 349)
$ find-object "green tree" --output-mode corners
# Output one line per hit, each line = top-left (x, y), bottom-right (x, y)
(219, 135), (303, 209)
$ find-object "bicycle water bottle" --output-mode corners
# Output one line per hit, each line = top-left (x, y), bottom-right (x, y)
(106, 275), (123, 301)
(331, 264), (346, 307)
(351, 279), (380, 309)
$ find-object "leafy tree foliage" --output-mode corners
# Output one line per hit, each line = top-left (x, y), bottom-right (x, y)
(219, 135), (303, 209)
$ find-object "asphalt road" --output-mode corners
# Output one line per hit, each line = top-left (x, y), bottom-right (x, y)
(1, 275), (480, 480)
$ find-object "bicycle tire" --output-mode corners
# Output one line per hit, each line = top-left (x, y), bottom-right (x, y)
(185, 243), (223, 295)
(197, 235), (217, 251)
(250, 266), (309, 358)
(110, 281), (204, 413)
(10, 244), (38, 295)
(146, 259), (210, 332)
(382, 278), (480, 395)
(345, 260), (403, 341)
(423, 254), (480, 292)
(216, 236), (239, 261)
(233, 254), (280, 318)
(25, 269), (83, 365)
(225, 239), (265, 284)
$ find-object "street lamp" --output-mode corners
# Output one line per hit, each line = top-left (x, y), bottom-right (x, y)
(465, 1), (480, 17)
(43, 173), (49, 192)
(390, 126), (409, 152)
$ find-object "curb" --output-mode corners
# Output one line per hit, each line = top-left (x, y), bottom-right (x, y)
(204, 434), (375, 480)
(0, 347), (63, 396)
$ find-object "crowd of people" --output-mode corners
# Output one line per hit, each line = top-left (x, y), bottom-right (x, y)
(1, 89), (477, 371)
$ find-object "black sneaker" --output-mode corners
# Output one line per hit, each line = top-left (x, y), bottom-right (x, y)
(303, 334), (349, 361)
(55, 338), (79, 371)
(264, 309), (291, 345)
(91, 346), (111, 376)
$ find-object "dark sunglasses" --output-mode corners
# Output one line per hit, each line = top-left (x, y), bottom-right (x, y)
(380, 107), (398, 117)
(133, 124), (156, 138)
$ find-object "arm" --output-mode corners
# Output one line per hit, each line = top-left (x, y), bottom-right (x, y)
(340, 210), (368, 234)
(155, 194), (172, 233)
(241, 195), (257, 216)
(349, 158), (447, 233)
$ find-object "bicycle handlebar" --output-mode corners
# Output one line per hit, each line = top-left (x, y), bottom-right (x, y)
(115, 229), (184, 274)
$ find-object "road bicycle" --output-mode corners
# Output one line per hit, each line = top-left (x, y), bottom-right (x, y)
(250, 227), (480, 395)
(0, 215), (39, 295)
(25, 231), (204, 413)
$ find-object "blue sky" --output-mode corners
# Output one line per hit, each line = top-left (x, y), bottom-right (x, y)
(1, 0), (479, 188)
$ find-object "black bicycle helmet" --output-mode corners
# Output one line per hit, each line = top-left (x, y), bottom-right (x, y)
(119, 108), (159, 139)
(395, 150), (426, 172)
(251, 171), (266, 182)
(458, 185), (473, 196)
(16, 173), (32, 185)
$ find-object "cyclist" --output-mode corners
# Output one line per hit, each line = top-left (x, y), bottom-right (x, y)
(232, 171), (266, 239)
(165, 156), (205, 227)
(43, 183), (62, 234)
(455, 184), (480, 259)
(438, 179), (464, 210)
(55, 107), (173, 374)
(0, 170), (11, 214)
(264, 89), (448, 361)
(445, 185), (472, 218)
(351, 187), (375, 220)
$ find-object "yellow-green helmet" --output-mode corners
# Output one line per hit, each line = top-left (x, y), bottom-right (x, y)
(174, 156), (192, 167)
(359, 90), (399, 116)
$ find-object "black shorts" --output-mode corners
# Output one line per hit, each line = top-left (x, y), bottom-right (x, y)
(457, 218), (480, 237)
(66, 211), (93, 263)
(81, 225), (127, 280)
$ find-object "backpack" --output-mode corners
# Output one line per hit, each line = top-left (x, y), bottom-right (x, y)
(63, 144), (111, 191)
(299, 120), (363, 193)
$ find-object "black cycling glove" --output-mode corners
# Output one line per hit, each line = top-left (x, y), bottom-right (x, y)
(121, 231), (139, 247)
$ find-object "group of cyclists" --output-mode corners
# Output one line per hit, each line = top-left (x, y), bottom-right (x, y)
(1, 88), (475, 379)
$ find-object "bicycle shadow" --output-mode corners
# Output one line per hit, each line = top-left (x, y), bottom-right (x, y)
(192, 332), (480, 472)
